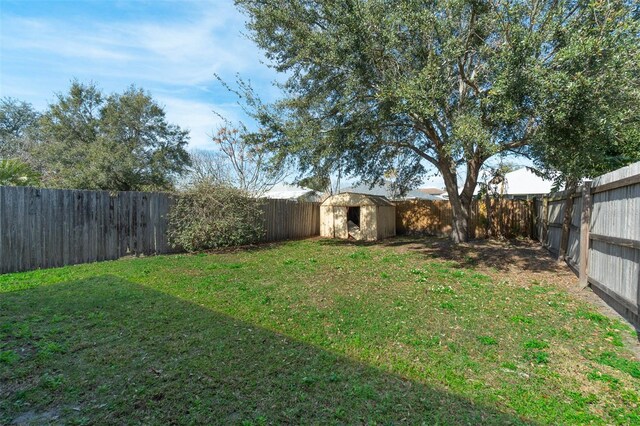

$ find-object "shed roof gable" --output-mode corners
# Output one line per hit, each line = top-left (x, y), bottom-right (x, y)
(321, 192), (395, 207)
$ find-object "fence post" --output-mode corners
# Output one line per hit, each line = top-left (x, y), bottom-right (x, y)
(528, 198), (535, 239)
(579, 181), (592, 288)
(542, 196), (549, 245)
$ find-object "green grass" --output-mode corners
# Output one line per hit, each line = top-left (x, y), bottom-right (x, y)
(1, 238), (640, 424)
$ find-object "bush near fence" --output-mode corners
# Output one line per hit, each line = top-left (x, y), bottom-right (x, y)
(168, 184), (266, 252)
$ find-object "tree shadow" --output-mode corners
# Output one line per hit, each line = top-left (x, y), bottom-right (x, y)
(316, 237), (379, 247)
(319, 235), (565, 273)
(0, 276), (534, 425)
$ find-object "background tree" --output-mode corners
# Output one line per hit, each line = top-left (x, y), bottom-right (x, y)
(236, 0), (640, 242)
(0, 97), (40, 162)
(187, 149), (232, 186)
(36, 82), (103, 187)
(186, 122), (286, 194)
(209, 124), (285, 195)
(97, 86), (191, 191)
(35, 81), (191, 191)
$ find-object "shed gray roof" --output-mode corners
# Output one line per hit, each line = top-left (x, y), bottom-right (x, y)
(340, 183), (438, 200)
(321, 192), (395, 207)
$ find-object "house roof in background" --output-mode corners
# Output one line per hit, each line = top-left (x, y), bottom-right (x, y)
(416, 187), (446, 195)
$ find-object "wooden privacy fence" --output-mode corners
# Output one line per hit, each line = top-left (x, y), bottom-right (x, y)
(536, 161), (640, 325)
(0, 186), (173, 274)
(396, 198), (535, 239)
(261, 199), (320, 242)
(0, 186), (322, 274)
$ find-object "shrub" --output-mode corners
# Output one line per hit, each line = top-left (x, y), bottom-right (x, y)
(0, 158), (41, 186)
(168, 182), (265, 252)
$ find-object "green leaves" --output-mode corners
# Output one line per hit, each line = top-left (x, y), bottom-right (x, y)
(167, 182), (266, 252)
(0, 97), (40, 161)
(35, 81), (191, 191)
(237, 0), (639, 183)
(0, 158), (41, 187)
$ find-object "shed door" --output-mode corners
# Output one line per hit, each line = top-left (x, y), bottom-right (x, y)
(360, 205), (377, 240)
(320, 205), (335, 238)
(333, 206), (348, 239)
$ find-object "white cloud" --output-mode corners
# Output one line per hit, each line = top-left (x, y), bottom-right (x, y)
(1, 3), (275, 87)
(1, 1), (281, 151)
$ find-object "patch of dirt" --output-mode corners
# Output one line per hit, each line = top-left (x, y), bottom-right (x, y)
(384, 236), (566, 274)
(11, 409), (60, 425)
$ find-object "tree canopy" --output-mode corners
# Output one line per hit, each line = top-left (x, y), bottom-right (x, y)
(35, 82), (191, 191)
(236, 0), (640, 241)
(187, 124), (286, 195)
(0, 97), (40, 161)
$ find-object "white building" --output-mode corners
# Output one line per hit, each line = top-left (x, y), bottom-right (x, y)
(493, 168), (555, 196)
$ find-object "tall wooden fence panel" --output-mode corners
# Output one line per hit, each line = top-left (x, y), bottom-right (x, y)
(0, 186), (172, 274)
(545, 193), (568, 255)
(536, 190), (582, 270)
(261, 199), (320, 242)
(395, 200), (454, 236)
(534, 197), (545, 242)
(587, 162), (640, 322)
(535, 161), (640, 325)
(396, 198), (534, 239)
(566, 194), (582, 271)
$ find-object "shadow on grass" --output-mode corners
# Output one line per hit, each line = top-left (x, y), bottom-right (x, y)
(188, 236), (323, 257)
(319, 235), (564, 273)
(0, 275), (534, 425)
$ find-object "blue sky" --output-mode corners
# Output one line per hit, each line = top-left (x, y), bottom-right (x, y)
(0, 0), (279, 150)
(1, 0), (532, 189)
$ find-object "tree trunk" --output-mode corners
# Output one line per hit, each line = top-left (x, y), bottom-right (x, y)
(450, 197), (472, 243)
(440, 165), (469, 243)
(439, 155), (482, 243)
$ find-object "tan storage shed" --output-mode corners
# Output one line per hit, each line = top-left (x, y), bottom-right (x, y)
(320, 193), (396, 241)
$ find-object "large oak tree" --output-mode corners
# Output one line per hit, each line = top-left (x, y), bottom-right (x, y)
(237, 0), (639, 242)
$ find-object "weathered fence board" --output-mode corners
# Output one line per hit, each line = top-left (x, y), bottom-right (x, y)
(0, 187), (173, 274)
(535, 161), (640, 325)
(261, 199), (320, 242)
(587, 162), (640, 322)
(566, 194), (583, 270)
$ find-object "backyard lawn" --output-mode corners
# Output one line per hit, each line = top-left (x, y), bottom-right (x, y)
(1, 237), (639, 425)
